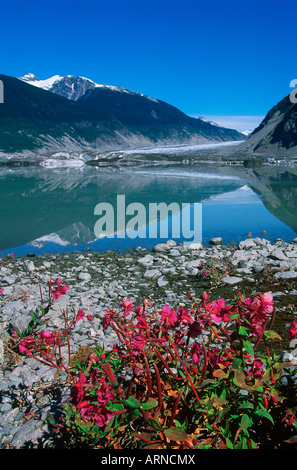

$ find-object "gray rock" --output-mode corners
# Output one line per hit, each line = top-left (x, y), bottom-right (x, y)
(210, 237), (223, 246)
(11, 418), (50, 449)
(23, 260), (35, 272)
(143, 269), (161, 279)
(239, 239), (257, 249)
(157, 276), (169, 287)
(153, 243), (170, 253)
(252, 264), (265, 273)
(275, 270), (297, 279)
(222, 275), (243, 285)
(187, 259), (204, 269)
(187, 243), (203, 250)
(138, 255), (154, 266)
(166, 240), (177, 247)
(0, 402), (13, 413)
(2, 276), (16, 285)
(270, 248), (287, 261)
(169, 249), (181, 257)
(281, 352), (297, 363)
(77, 272), (91, 281)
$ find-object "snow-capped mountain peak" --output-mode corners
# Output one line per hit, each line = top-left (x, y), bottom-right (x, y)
(20, 73), (39, 82)
(18, 73), (160, 102)
(19, 73), (64, 90)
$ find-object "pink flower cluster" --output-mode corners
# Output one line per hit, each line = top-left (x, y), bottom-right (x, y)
(51, 278), (69, 300)
(71, 372), (115, 427)
(18, 329), (62, 356)
(102, 292), (275, 368)
(241, 292), (274, 337)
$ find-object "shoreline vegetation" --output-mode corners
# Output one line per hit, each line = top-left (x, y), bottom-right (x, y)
(1, 235), (297, 449)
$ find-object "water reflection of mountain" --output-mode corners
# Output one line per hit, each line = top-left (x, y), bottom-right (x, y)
(0, 166), (242, 250)
(223, 164), (297, 235)
(1, 160), (297, 252)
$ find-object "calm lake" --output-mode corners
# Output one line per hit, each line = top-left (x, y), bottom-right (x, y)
(1, 146), (297, 257)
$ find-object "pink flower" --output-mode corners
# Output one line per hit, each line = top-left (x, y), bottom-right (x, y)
(242, 292), (274, 337)
(177, 307), (193, 327)
(208, 347), (221, 368)
(246, 359), (263, 377)
(76, 309), (86, 322)
(79, 403), (113, 427)
(97, 383), (115, 407)
(39, 330), (55, 344)
(51, 279), (69, 300)
(261, 292), (274, 314)
(161, 305), (178, 327)
(87, 314), (93, 321)
(173, 329), (185, 345)
(136, 316), (147, 330)
(190, 341), (202, 364)
(102, 308), (114, 330)
(122, 299), (134, 316)
(209, 298), (226, 322)
(289, 319), (297, 339)
(18, 336), (35, 356)
(131, 334), (146, 353)
(71, 371), (87, 405)
(0, 287), (3, 296)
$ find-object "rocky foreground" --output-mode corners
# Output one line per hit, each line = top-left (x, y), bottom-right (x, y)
(1, 236), (297, 448)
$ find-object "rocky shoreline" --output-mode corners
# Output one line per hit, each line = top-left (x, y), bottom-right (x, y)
(1, 236), (297, 449)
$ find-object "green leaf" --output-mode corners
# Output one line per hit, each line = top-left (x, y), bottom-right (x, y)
(164, 426), (189, 442)
(255, 409), (274, 425)
(142, 398), (158, 410)
(238, 401), (254, 410)
(196, 379), (216, 389)
(30, 311), (37, 323)
(243, 339), (254, 358)
(233, 370), (254, 391)
(148, 416), (162, 431)
(263, 330), (282, 341)
(226, 437), (233, 448)
(123, 396), (141, 409)
(238, 326), (248, 336)
(240, 413), (252, 430)
(230, 313), (239, 321)
(213, 369), (229, 379)
(232, 357), (243, 369)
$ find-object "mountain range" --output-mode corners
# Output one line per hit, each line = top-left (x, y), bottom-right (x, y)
(0, 73), (244, 158)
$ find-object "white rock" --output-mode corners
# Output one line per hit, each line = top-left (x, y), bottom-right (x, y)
(78, 272), (91, 281)
(153, 243), (171, 252)
(23, 260), (35, 272)
(222, 275), (243, 285)
(239, 239), (257, 249)
(143, 269), (161, 279)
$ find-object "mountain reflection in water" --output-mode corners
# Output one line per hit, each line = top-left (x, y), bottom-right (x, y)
(0, 160), (296, 256)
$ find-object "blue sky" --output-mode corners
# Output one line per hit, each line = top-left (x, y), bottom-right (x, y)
(1, 0), (296, 131)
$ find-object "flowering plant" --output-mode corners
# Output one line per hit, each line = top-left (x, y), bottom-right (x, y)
(12, 278), (297, 449)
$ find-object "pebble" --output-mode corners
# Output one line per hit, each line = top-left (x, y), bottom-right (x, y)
(77, 272), (91, 281)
